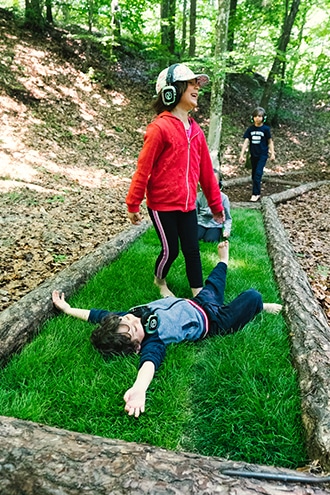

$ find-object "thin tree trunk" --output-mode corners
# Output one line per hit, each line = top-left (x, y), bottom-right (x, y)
(272, 60), (286, 126)
(207, 0), (230, 176)
(180, 0), (187, 56)
(227, 0), (238, 52)
(45, 0), (53, 24)
(189, 0), (196, 57)
(260, 0), (301, 109)
(161, 0), (169, 48)
(168, 0), (176, 54)
(87, 0), (94, 33)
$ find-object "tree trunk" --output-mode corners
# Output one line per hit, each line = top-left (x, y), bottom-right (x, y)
(0, 222), (150, 367)
(260, 0), (301, 109)
(1, 415), (330, 495)
(189, 0), (196, 57)
(272, 60), (286, 126)
(87, 0), (94, 33)
(168, 0), (176, 54)
(24, 0), (44, 31)
(45, 0), (53, 24)
(207, 0), (230, 176)
(227, 0), (238, 52)
(262, 194), (330, 470)
(285, 4), (308, 88)
(180, 0), (187, 56)
(161, 0), (169, 49)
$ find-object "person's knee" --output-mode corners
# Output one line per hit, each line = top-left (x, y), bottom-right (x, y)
(204, 230), (220, 243)
(245, 289), (263, 313)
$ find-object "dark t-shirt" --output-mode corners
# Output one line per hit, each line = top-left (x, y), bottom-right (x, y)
(243, 124), (271, 158)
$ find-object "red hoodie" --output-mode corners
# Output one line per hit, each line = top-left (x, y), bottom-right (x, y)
(126, 112), (223, 214)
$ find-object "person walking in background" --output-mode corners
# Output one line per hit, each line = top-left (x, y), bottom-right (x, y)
(126, 63), (225, 298)
(239, 106), (275, 202)
(197, 182), (232, 243)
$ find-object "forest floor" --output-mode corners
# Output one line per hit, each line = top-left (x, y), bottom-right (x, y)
(0, 11), (329, 321)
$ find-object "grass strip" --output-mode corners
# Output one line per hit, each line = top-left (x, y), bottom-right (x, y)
(0, 208), (307, 468)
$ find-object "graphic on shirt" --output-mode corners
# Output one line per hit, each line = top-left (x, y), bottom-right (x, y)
(250, 130), (264, 145)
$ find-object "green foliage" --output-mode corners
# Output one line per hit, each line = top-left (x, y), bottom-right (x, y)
(0, 209), (307, 468)
(2, 0), (329, 93)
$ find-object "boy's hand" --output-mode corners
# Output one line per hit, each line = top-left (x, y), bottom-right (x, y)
(52, 290), (71, 313)
(124, 386), (146, 418)
(239, 155), (245, 164)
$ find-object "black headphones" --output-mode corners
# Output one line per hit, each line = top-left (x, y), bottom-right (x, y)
(250, 107), (267, 123)
(129, 305), (159, 334)
(161, 63), (180, 106)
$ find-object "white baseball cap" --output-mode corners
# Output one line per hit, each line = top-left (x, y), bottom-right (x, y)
(155, 64), (210, 94)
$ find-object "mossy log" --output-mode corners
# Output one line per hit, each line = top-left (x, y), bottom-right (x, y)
(262, 196), (330, 470)
(1, 416), (330, 495)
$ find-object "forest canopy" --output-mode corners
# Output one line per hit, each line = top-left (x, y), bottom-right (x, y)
(2, 0), (330, 96)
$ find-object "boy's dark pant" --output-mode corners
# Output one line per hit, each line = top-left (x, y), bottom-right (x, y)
(251, 154), (268, 196)
(193, 262), (263, 336)
(198, 225), (222, 243)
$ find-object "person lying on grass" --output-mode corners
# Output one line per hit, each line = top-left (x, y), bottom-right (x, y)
(52, 241), (282, 418)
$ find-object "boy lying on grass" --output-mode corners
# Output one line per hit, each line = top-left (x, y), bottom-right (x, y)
(52, 241), (282, 418)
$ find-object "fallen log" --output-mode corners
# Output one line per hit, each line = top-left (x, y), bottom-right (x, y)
(262, 196), (330, 470)
(1, 416), (330, 495)
(0, 221), (150, 366)
(222, 174), (310, 189)
(269, 180), (329, 204)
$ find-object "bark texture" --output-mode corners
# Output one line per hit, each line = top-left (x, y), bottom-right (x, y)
(269, 180), (329, 204)
(1, 416), (330, 495)
(0, 221), (150, 366)
(262, 195), (330, 469)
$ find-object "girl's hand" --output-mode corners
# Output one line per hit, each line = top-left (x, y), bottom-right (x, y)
(128, 211), (143, 225)
(213, 211), (225, 224)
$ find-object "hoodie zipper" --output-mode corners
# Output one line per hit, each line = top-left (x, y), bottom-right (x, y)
(185, 126), (199, 211)
(185, 137), (190, 210)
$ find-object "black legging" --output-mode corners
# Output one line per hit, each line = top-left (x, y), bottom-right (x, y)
(148, 208), (203, 289)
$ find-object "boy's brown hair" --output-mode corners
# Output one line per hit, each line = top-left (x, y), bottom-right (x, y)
(90, 314), (139, 358)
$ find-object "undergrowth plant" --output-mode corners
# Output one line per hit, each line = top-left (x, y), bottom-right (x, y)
(0, 208), (307, 468)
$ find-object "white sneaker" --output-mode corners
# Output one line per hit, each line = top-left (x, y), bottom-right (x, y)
(250, 195), (260, 202)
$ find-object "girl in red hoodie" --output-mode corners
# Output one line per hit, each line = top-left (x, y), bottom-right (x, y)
(126, 63), (224, 298)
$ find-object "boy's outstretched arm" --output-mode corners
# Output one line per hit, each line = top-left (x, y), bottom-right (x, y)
(52, 290), (90, 321)
(123, 361), (155, 418)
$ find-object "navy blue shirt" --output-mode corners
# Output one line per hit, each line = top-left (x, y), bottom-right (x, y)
(243, 124), (271, 158)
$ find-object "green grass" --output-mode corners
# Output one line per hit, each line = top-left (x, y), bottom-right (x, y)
(0, 208), (307, 468)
